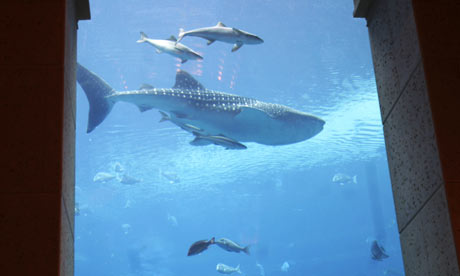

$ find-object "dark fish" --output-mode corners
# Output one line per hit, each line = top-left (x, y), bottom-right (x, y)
(187, 237), (215, 256)
(371, 240), (389, 260)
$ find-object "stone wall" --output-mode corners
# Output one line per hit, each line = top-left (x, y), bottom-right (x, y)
(355, 0), (460, 275)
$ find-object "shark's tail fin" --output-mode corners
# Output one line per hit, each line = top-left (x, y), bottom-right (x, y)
(137, 31), (148, 43)
(236, 264), (242, 274)
(353, 175), (358, 184)
(243, 245), (250, 255)
(177, 28), (185, 43)
(76, 63), (116, 133)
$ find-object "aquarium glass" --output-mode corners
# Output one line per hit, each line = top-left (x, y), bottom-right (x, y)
(75, 1), (405, 275)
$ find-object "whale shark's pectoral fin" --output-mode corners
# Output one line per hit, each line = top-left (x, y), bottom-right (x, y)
(158, 111), (170, 122)
(232, 41), (243, 52)
(170, 111), (188, 119)
(181, 59), (188, 64)
(216, 22), (226, 27)
(137, 105), (152, 112)
(207, 39), (216, 46)
(236, 106), (273, 121)
(155, 49), (162, 54)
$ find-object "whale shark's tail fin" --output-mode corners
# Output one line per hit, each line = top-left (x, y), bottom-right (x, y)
(76, 63), (116, 133)
(177, 28), (185, 43)
(137, 31), (148, 43)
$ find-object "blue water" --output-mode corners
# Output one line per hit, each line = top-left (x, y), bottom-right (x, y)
(75, 0), (405, 275)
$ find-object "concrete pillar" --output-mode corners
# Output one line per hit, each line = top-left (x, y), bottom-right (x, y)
(0, 0), (89, 275)
(354, 0), (460, 275)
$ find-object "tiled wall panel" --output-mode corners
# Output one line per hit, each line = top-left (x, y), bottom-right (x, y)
(362, 0), (460, 273)
(400, 186), (459, 276)
(383, 63), (443, 231)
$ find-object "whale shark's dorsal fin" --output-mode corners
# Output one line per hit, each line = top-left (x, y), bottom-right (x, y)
(216, 22), (226, 27)
(166, 35), (177, 42)
(139, 84), (154, 90)
(173, 70), (205, 90)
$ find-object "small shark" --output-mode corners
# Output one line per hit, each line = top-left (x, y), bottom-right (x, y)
(76, 64), (324, 147)
(190, 134), (247, 150)
(177, 22), (263, 52)
(159, 111), (246, 149)
(136, 32), (202, 63)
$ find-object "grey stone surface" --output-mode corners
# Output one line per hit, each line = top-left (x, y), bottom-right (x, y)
(383, 63), (444, 232)
(400, 186), (460, 276)
(367, 0), (401, 122)
(60, 198), (74, 276)
(367, 0), (421, 123)
(387, 0), (420, 96)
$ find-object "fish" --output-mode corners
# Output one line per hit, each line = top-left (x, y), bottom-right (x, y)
(137, 32), (202, 63)
(118, 174), (141, 185)
(113, 162), (124, 173)
(332, 173), (357, 186)
(216, 263), (242, 274)
(75, 202), (80, 216)
(371, 240), (389, 260)
(215, 238), (250, 255)
(187, 237), (215, 256)
(177, 22), (263, 52)
(76, 64), (325, 147)
(160, 169), (180, 184)
(160, 110), (246, 149)
(256, 262), (265, 276)
(93, 172), (116, 183)
(190, 133), (247, 150)
(167, 213), (178, 227)
(159, 110), (204, 133)
(280, 261), (290, 272)
(121, 223), (131, 234)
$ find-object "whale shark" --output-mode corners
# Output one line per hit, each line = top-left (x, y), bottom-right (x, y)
(76, 64), (325, 147)
(177, 22), (263, 52)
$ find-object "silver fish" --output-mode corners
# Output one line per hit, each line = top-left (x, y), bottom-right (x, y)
(332, 173), (357, 186)
(177, 22), (263, 52)
(215, 238), (250, 255)
(137, 32), (202, 63)
(216, 263), (242, 274)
